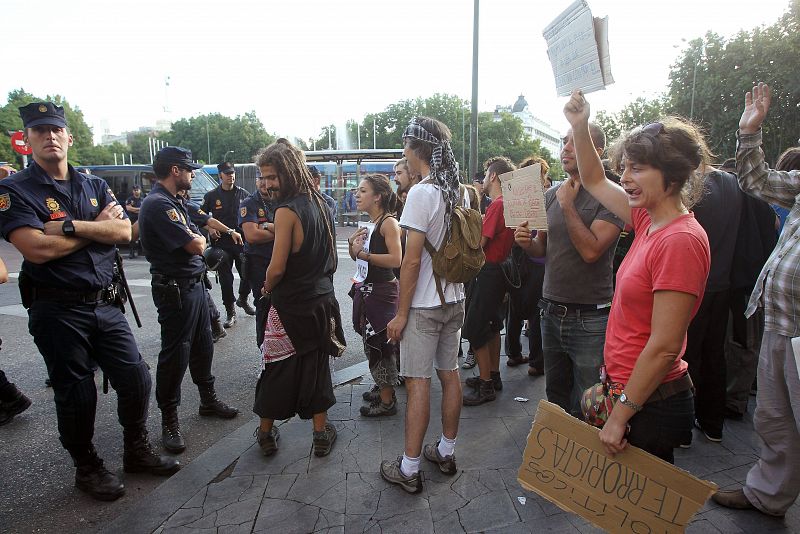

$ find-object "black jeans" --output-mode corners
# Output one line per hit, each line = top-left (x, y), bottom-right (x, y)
(153, 280), (215, 410)
(28, 301), (151, 456)
(505, 262), (545, 369)
(213, 240), (250, 306)
(627, 389), (694, 464)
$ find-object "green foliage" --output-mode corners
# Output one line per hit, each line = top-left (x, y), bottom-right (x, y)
(165, 111), (276, 164)
(593, 97), (667, 146)
(666, 0), (800, 163)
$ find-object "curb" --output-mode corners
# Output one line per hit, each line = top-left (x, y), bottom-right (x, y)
(102, 360), (370, 534)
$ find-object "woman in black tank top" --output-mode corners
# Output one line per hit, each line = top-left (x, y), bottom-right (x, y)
(348, 174), (403, 417)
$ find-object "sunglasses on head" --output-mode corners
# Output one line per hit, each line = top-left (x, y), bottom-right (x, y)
(641, 122), (664, 136)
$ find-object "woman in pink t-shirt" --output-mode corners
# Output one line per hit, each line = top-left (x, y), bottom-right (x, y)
(563, 90), (711, 463)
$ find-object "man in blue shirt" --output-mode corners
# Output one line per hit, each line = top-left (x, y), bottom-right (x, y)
(139, 147), (239, 455)
(0, 102), (179, 501)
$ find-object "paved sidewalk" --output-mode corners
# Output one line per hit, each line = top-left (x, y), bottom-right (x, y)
(104, 359), (799, 534)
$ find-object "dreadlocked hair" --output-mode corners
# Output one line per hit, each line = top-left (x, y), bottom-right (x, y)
(254, 138), (337, 271)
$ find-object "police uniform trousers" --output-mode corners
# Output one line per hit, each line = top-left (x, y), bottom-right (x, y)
(214, 239), (250, 306)
(152, 277), (215, 411)
(246, 254), (270, 343)
(28, 300), (151, 456)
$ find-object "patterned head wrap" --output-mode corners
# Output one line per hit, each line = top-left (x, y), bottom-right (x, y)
(403, 118), (461, 234)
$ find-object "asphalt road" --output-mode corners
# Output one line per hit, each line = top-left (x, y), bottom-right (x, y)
(0, 227), (369, 533)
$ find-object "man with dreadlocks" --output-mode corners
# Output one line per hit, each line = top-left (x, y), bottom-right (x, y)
(382, 117), (469, 493)
(252, 139), (346, 458)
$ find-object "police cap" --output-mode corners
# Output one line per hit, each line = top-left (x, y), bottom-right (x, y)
(217, 162), (235, 175)
(19, 102), (68, 129)
(154, 147), (203, 170)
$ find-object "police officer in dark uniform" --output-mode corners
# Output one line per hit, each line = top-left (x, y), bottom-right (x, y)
(238, 173), (276, 341)
(0, 102), (179, 501)
(201, 162), (253, 327)
(125, 184), (144, 258)
(139, 147), (239, 454)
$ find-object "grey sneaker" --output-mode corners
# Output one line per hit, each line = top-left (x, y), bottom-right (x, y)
(465, 371), (502, 391)
(362, 385), (381, 402)
(461, 349), (476, 369)
(359, 399), (397, 417)
(313, 423), (337, 457)
(255, 426), (280, 456)
(380, 456), (423, 494)
(423, 441), (457, 475)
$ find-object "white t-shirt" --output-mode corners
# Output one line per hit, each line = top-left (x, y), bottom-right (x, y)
(399, 180), (469, 308)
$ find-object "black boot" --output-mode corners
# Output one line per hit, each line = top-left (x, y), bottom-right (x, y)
(198, 385), (239, 419)
(161, 407), (186, 453)
(236, 296), (256, 316)
(123, 427), (181, 476)
(73, 446), (125, 502)
(462, 379), (496, 406)
(223, 304), (236, 328)
(211, 318), (227, 342)
(0, 384), (31, 426)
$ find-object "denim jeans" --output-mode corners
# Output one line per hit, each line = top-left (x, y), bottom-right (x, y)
(627, 389), (694, 464)
(540, 307), (608, 417)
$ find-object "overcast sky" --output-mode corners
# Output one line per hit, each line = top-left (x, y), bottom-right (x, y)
(3, 0), (790, 144)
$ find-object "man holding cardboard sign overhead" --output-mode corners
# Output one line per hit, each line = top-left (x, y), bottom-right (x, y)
(514, 124), (622, 417)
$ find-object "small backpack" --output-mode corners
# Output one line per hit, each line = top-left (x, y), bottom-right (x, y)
(424, 184), (485, 304)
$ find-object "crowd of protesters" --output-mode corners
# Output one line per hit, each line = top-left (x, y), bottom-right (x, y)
(1, 79), (799, 519)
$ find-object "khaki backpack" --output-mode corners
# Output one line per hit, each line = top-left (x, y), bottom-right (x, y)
(424, 184), (485, 304)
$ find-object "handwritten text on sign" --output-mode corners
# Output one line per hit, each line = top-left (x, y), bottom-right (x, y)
(518, 401), (716, 534)
(500, 164), (548, 230)
(351, 221), (375, 284)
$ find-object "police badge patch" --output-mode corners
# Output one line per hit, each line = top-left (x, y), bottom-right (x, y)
(0, 193), (10, 211)
(166, 209), (180, 222)
(46, 198), (60, 212)
(240, 207), (247, 217)
(258, 208), (265, 217)
(90, 198), (98, 207)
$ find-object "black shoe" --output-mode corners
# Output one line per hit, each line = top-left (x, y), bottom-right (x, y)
(223, 305), (236, 328)
(255, 426), (280, 456)
(198, 386), (239, 419)
(123, 429), (181, 476)
(463, 379), (496, 406)
(506, 354), (529, 367)
(465, 371), (502, 391)
(236, 297), (256, 316)
(694, 418), (722, 442)
(724, 407), (744, 421)
(0, 390), (31, 426)
(75, 455), (125, 502)
(161, 408), (186, 453)
(211, 318), (227, 342)
(313, 422), (337, 457)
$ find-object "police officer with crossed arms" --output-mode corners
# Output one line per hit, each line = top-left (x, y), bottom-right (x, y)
(0, 102), (179, 501)
(139, 147), (239, 454)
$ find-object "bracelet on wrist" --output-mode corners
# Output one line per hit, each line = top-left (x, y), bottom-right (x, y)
(618, 392), (642, 413)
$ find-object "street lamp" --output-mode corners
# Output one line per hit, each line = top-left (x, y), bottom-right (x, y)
(223, 150), (234, 162)
(205, 115), (212, 163)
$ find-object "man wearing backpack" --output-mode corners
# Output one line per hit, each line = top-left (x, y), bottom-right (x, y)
(383, 117), (477, 493)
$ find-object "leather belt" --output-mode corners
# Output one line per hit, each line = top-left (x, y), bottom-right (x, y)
(33, 286), (111, 305)
(152, 273), (204, 288)
(538, 298), (611, 318)
(647, 373), (694, 404)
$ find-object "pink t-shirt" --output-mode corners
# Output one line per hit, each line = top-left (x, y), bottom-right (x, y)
(604, 208), (710, 384)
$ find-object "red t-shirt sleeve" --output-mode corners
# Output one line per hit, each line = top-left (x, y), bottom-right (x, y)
(648, 231), (710, 297)
(482, 197), (504, 240)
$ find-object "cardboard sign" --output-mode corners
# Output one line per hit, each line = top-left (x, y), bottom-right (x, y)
(500, 164), (548, 230)
(542, 0), (614, 96)
(351, 221), (375, 283)
(518, 401), (717, 533)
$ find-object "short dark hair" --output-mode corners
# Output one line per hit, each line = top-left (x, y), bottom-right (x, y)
(483, 156), (516, 177)
(403, 117), (451, 164)
(153, 160), (174, 179)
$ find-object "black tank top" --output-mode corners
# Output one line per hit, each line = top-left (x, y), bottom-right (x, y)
(365, 214), (396, 283)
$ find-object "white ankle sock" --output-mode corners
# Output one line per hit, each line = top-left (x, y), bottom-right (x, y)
(438, 434), (456, 457)
(400, 454), (420, 477)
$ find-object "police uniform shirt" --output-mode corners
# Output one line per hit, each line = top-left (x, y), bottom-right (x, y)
(0, 162), (124, 291)
(201, 185), (249, 235)
(238, 191), (275, 259)
(125, 194), (144, 222)
(181, 197), (211, 228)
(139, 182), (205, 278)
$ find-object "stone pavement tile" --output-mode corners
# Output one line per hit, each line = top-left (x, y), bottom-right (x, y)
(345, 472), (392, 515)
(308, 419), (381, 474)
(366, 508), (434, 534)
(433, 510), (466, 533)
(217, 524), (254, 534)
(565, 513), (604, 533)
(459, 392), (530, 419)
(251, 499), (325, 534)
(231, 420), (311, 476)
(214, 497), (262, 528)
(240, 474), (268, 500)
(264, 473), (297, 498)
(202, 475), (262, 515)
(424, 471), (469, 521)
(502, 416), (536, 452)
(456, 489), (522, 532)
(286, 470), (347, 513)
(675, 453), (756, 479)
(379, 418), (440, 462)
(334, 384), (353, 404)
(345, 514), (378, 533)
(455, 417), (522, 470)
(181, 486), (207, 509)
(161, 508), (204, 529)
(160, 527), (217, 534)
(371, 481), (431, 520)
(327, 398), (353, 421)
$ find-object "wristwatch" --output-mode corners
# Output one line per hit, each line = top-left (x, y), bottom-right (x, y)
(62, 220), (76, 236)
(226, 229), (235, 236)
(618, 392), (643, 413)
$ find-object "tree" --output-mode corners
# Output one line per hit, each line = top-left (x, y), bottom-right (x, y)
(165, 112), (276, 164)
(593, 97), (667, 146)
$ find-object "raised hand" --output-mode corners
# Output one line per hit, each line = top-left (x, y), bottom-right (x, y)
(514, 221), (532, 248)
(739, 82), (771, 134)
(563, 89), (590, 128)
